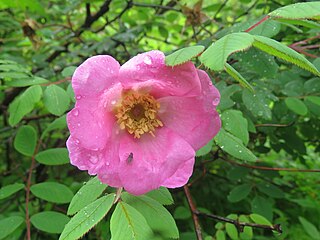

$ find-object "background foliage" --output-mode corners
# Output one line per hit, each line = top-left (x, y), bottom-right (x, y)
(0, 0), (320, 239)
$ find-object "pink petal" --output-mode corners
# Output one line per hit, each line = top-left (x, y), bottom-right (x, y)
(117, 128), (195, 195)
(67, 98), (116, 150)
(72, 55), (120, 98)
(67, 135), (123, 187)
(161, 157), (195, 188)
(158, 70), (221, 150)
(119, 50), (201, 98)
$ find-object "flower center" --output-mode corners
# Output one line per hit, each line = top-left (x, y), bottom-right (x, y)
(115, 91), (163, 138)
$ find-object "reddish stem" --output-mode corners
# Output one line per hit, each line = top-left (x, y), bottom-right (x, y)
(25, 140), (41, 240)
(224, 158), (320, 173)
(41, 77), (71, 86)
(183, 185), (203, 240)
(244, 15), (270, 32)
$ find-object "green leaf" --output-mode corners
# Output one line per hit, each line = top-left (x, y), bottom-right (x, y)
(217, 83), (241, 111)
(249, 213), (272, 225)
(225, 214), (238, 240)
(43, 85), (70, 116)
(235, 48), (279, 78)
(165, 45), (204, 66)
(145, 187), (174, 205)
(8, 85), (42, 126)
(67, 177), (108, 216)
(60, 195), (114, 240)
(242, 89), (272, 120)
(257, 183), (285, 198)
(31, 211), (70, 234)
(227, 167), (250, 181)
(200, 32), (254, 71)
(227, 183), (252, 203)
(214, 128), (257, 162)
(174, 206), (191, 220)
(224, 63), (254, 92)
(196, 139), (213, 156)
(221, 110), (249, 145)
(239, 215), (253, 240)
(5, 77), (49, 87)
(285, 97), (308, 116)
(41, 114), (67, 139)
(276, 19), (320, 29)
(122, 193), (179, 239)
(0, 216), (24, 240)
(110, 201), (153, 240)
(249, 19), (281, 38)
(305, 96), (320, 107)
(35, 148), (70, 165)
(216, 19), (280, 38)
(252, 35), (320, 77)
(216, 230), (226, 240)
(251, 196), (273, 221)
(13, 125), (37, 156)
(62, 66), (77, 77)
(269, 2), (320, 20)
(298, 217), (320, 239)
(0, 183), (24, 200)
(31, 182), (74, 204)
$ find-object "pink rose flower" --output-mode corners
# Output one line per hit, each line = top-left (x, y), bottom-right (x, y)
(66, 50), (221, 195)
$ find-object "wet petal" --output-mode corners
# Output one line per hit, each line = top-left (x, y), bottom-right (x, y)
(118, 128), (195, 195)
(119, 50), (201, 98)
(72, 55), (120, 98)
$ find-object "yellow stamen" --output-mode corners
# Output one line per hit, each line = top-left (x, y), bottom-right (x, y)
(114, 91), (163, 138)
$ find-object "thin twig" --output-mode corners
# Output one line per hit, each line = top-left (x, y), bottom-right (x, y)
(183, 185), (203, 240)
(223, 158), (320, 173)
(25, 140), (42, 240)
(213, 0), (229, 20)
(255, 122), (294, 127)
(132, 2), (180, 12)
(196, 211), (282, 233)
(40, 77), (71, 86)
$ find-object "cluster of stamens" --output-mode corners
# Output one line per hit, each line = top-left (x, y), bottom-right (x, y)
(115, 91), (163, 138)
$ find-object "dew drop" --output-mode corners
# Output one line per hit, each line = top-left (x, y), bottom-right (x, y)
(75, 139), (80, 145)
(89, 155), (99, 164)
(73, 109), (79, 116)
(143, 55), (152, 65)
(77, 123), (81, 127)
(212, 98), (220, 105)
(76, 95), (82, 100)
(111, 100), (116, 105)
(106, 162), (110, 166)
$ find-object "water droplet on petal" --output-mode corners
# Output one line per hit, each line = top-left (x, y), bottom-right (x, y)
(106, 162), (110, 166)
(111, 100), (116, 105)
(89, 155), (99, 164)
(73, 109), (79, 116)
(75, 139), (80, 145)
(212, 98), (219, 105)
(143, 55), (152, 65)
(76, 95), (82, 100)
